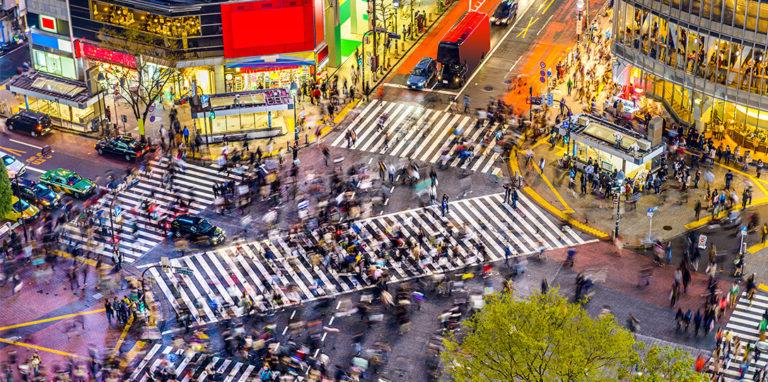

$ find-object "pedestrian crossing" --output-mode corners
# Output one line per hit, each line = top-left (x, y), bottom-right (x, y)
(329, 100), (515, 176)
(147, 192), (593, 325)
(720, 289), (768, 380)
(58, 158), (238, 263)
(130, 343), (260, 382)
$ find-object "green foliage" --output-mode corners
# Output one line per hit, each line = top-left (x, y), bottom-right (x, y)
(0, 161), (12, 218)
(632, 345), (710, 382)
(441, 290), (704, 382)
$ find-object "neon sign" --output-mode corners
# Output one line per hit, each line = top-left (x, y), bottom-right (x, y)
(74, 40), (137, 69)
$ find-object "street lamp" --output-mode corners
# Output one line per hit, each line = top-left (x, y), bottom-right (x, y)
(576, 0), (584, 42)
(290, 82), (299, 144)
(613, 171), (625, 240)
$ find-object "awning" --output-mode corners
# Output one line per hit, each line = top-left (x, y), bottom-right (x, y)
(226, 52), (315, 69)
(6, 72), (100, 109)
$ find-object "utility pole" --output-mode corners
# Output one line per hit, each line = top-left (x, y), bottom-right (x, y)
(372, 0), (378, 76)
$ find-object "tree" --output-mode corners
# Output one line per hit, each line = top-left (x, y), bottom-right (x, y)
(96, 28), (179, 138)
(440, 291), (709, 382)
(632, 345), (710, 382)
(0, 162), (12, 219)
(441, 290), (639, 381)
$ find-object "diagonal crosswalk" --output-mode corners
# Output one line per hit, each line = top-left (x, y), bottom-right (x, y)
(58, 158), (238, 263)
(329, 100), (516, 176)
(130, 343), (259, 382)
(147, 192), (593, 325)
(719, 290), (768, 380)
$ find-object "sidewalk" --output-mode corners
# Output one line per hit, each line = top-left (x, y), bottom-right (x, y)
(503, 8), (768, 245)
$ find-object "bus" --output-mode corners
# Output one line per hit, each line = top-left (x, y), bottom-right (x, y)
(437, 11), (490, 88)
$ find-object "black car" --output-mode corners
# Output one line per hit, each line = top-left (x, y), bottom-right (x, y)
(491, 1), (518, 25)
(6, 110), (53, 137)
(95, 135), (150, 161)
(170, 214), (226, 245)
(11, 177), (61, 209)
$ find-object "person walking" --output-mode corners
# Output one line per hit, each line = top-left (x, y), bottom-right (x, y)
(762, 223), (768, 244)
(511, 187), (519, 209)
(441, 194), (449, 217)
(105, 299), (114, 325)
(694, 199), (702, 220)
(182, 126), (190, 145)
(503, 183), (512, 203)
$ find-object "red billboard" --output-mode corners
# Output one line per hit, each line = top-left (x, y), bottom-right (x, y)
(221, 0), (317, 59)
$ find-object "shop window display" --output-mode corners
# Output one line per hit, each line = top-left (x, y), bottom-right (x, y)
(90, 0), (201, 39)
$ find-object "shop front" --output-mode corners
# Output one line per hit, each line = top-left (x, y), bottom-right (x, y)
(225, 52), (317, 92)
(564, 114), (665, 178)
(192, 88), (294, 144)
(616, 63), (768, 156)
(6, 71), (103, 133)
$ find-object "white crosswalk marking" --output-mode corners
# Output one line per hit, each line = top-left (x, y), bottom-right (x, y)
(720, 290), (768, 380)
(58, 158), (238, 263)
(131, 345), (258, 382)
(330, 100), (519, 175)
(148, 192), (594, 325)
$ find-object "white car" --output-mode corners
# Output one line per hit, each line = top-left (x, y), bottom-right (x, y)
(0, 150), (26, 179)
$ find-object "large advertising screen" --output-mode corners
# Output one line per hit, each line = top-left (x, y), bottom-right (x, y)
(221, 0), (316, 59)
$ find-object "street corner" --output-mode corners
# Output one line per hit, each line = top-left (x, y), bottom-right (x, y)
(547, 241), (710, 311)
(0, 305), (113, 367)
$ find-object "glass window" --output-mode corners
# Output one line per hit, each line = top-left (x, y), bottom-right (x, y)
(32, 49), (76, 80)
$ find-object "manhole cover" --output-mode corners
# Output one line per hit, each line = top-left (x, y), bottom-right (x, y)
(663, 225), (673, 231)
(483, 85), (494, 92)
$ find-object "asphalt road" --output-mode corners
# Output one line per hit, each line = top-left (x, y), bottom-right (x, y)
(0, 128), (130, 183)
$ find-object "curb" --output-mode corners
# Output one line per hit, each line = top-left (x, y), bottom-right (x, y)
(508, 148), (610, 240)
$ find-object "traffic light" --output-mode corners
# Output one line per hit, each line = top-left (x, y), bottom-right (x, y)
(209, 110), (215, 119)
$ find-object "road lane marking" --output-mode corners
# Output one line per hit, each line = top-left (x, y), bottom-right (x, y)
(383, 83), (459, 95)
(51, 250), (98, 267)
(0, 145), (24, 156)
(516, 16), (540, 39)
(0, 337), (90, 359)
(113, 315), (134, 354)
(507, 56), (522, 75)
(448, 0), (536, 109)
(9, 139), (42, 150)
(0, 308), (106, 332)
(541, 0), (557, 14)
(536, 14), (555, 36)
(25, 166), (44, 174)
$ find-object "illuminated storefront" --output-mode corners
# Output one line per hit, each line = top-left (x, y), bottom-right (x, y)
(612, 0), (768, 154)
(192, 88), (294, 142)
(7, 71), (103, 133)
(565, 114), (665, 177)
(15, 6), (105, 133)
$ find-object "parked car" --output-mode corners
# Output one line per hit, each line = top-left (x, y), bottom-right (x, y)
(6, 110), (53, 137)
(95, 135), (151, 161)
(11, 177), (61, 209)
(407, 57), (438, 90)
(39, 168), (96, 199)
(170, 214), (226, 246)
(0, 150), (26, 179)
(491, 1), (518, 25)
(3, 195), (39, 223)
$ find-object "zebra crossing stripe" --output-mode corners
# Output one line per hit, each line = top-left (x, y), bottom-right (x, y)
(131, 345), (258, 382)
(719, 291), (768, 380)
(330, 99), (380, 146)
(353, 101), (399, 148)
(147, 192), (593, 325)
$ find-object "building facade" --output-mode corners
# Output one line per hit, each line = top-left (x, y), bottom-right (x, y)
(612, 0), (768, 152)
(13, 0), (382, 136)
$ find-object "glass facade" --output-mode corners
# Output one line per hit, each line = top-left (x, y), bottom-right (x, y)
(613, 0), (768, 151)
